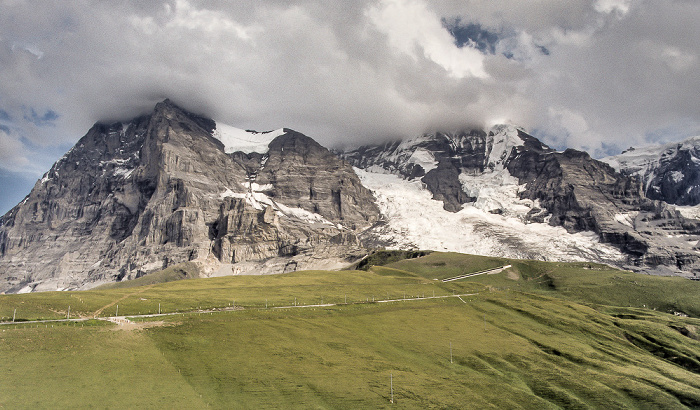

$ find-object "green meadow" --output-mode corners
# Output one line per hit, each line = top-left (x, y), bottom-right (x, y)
(1, 252), (699, 408)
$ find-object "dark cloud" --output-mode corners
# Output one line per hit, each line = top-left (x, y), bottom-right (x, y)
(0, 0), (699, 213)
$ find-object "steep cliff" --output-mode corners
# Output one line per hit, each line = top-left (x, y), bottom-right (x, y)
(344, 125), (700, 276)
(602, 136), (700, 206)
(0, 100), (378, 293)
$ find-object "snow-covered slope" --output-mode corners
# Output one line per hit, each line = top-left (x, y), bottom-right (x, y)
(348, 124), (625, 265)
(212, 123), (286, 154)
(357, 168), (624, 264)
(343, 124), (536, 213)
(457, 125), (530, 216)
(346, 124), (700, 274)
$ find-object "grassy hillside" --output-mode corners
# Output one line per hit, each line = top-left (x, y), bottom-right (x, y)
(385, 252), (700, 317)
(95, 261), (201, 290)
(1, 253), (699, 408)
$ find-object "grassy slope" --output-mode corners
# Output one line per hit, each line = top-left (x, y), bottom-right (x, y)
(0, 268), (480, 321)
(387, 252), (700, 317)
(0, 320), (207, 408)
(95, 262), (200, 290)
(1, 252), (700, 408)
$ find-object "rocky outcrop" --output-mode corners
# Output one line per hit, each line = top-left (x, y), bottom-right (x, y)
(255, 129), (379, 230)
(507, 144), (700, 273)
(342, 128), (511, 212)
(602, 136), (700, 206)
(0, 100), (378, 293)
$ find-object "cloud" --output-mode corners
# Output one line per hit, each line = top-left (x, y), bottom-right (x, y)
(365, 0), (488, 79)
(0, 0), (698, 186)
(0, 128), (31, 171)
(594, 0), (633, 16)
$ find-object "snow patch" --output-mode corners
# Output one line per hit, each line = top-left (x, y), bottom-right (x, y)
(459, 168), (535, 219)
(113, 167), (135, 179)
(614, 212), (638, 228)
(670, 170), (684, 183)
(275, 202), (336, 226)
(212, 123), (286, 154)
(407, 148), (438, 173)
(219, 185), (337, 227)
(220, 188), (246, 200)
(486, 124), (524, 170)
(249, 183), (273, 192)
(676, 205), (700, 220)
(17, 285), (35, 294)
(602, 135), (700, 193)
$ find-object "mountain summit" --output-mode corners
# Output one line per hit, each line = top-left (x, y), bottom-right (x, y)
(0, 100), (378, 293)
(602, 136), (700, 206)
(343, 125), (700, 275)
(1, 101), (699, 293)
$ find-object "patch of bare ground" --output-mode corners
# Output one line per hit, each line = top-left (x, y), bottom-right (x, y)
(92, 285), (155, 318)
(507, 268), (521, 280)
(108, 320), (169, 332)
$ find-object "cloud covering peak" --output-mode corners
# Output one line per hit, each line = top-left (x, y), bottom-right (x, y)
(1, 0), (699, 183)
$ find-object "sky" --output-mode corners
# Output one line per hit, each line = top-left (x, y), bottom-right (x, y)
(1, 0), (699, 214)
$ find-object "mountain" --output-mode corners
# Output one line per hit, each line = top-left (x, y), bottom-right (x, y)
(342, 125), (700, 276)
(0, 100), (378, 293)
(602, 136), (700, 206)
(2, 101), (700, 293)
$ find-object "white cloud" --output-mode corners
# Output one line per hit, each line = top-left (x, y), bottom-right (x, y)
(659, 45), (697, 72)
(0, 129), (31, 171)
(365, 0), (487, 79)
(164, 0), (259, 40)
(0, 0), (698, 186)
(594, 0), (633, 16)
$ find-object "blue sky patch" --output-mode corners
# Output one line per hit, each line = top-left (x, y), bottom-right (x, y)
(0, 109), (11, 122)
(442, 18), (499, 55)
(24, 108), (60, 127)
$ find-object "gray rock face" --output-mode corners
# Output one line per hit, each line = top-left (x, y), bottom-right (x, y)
(256, 129), (379, 229)
(0, 100), (378, 293)
(342, 129), (503, 212)
(602, 136), (700, 206)
(344, 126), (700, 276)
(507, 144), (700, 273)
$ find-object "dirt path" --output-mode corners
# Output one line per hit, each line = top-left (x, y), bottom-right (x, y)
(3, 292), (481, 328)
(92, 285), (155, 318)
(107, 318), (167, 331)
(441, 265), (512, 282)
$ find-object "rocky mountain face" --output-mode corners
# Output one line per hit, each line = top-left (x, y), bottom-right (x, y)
(0, 100), (378, 293)
(343, 126), (700, 276)
(2, 101), (699, 294)
(602, 136), (700, 206)
(343, 126), (525, 212)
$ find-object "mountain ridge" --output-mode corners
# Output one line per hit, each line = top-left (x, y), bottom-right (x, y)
(602, 135), (700, 206)
(343, 125), (700, 275)
(0, 100), (378, 293)
(1, 100), (699, 293)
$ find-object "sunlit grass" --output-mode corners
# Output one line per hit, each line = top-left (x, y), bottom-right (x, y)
(1, 252), (699, 408)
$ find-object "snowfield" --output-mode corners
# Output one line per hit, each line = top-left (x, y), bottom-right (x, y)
(356, 168), (625, 264)
(676, 205), (700, 221)
(212, 123), (286, 154)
